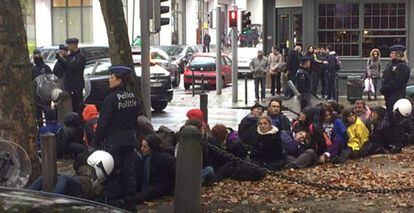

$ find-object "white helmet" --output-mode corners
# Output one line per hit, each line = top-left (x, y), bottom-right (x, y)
(393, 98), (412, 117)
(87, 150), (114, 181)
(51, 88), (63, 102)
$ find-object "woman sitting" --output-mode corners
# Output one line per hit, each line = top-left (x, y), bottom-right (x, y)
(281, 129), (318, 169)
(249, 115), (286, 170)
(135, 134), (176, 204)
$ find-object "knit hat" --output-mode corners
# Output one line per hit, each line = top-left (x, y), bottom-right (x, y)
(186, 109), (206, 127)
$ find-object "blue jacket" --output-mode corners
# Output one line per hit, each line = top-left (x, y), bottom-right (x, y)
(36, 121), (62, 149)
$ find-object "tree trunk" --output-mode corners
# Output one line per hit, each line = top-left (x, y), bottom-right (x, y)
(99, 0), (145, 115)
(0, 0), (39, 181)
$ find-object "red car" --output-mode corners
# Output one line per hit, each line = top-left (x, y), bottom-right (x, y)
(183, 53), (232, 90)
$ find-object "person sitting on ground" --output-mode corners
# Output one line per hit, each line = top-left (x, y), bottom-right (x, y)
(135, 134), (176, 204)
(332, 107), (369, 164)
(354, 100), (372, 130)
(210, 124), (248, 159)
(36, 108), (62, 151)
(29, 150), (112, 200)
(238, 103), (264, 147)
(250, 115), (286, 170)
(291, 107), (327, 164)
(82, 104), (99, 146)
(359, 106), (391, 157)
(267, 98), (291, 132)
(56, 112), (86, 159)
(319, 105), (348, 163)
(281, 129), (318, 169)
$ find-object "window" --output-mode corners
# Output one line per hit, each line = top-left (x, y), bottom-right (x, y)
(362, 3), (406, 57)
(52, 0), (93, 44)
(22, 0), (36, 54)
(317, 2), (406, 57)
(318, 4), (359, 56)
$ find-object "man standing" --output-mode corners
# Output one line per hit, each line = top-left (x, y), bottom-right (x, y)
(285, 46), (302, 98)
(295, 57), (311, 109)
(325, 45), (340, 100)
(55, 38), (86, 115)
(53, 44), (68, 79)
(203, 32), (211, 53)
(250, 50), (269, 103)
(268, 46), (283, 96)
(32, 49), (52, 128)
(380, 45), (410, 117)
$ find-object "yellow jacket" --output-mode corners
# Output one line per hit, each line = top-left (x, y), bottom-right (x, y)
(347, 117), (369, 151)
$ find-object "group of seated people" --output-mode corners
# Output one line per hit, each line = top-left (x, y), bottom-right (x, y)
(30, 97), (414, 208)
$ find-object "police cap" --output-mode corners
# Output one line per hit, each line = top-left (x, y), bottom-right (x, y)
(389, 44), (406, 52)
(59, 44), (68, 51)
(109, 66), (132, 75)
(65, 38), (79, 44)
(300, 56), (311, 64)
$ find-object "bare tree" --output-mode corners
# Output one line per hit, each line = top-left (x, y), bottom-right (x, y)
(99, 0), (145, 115)
(0, 0), (39, 180)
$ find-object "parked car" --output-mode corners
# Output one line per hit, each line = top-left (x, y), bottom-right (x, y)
(132, 47), (180, 87)
(183, 53), (232, 90)
(37, 45), (109, 69)
(154, 45), (201, 74)
(0, 186), (126, 212)
(84, 58), (173, 112)
(405, 85), (414, 100)
(228, 47), (259, 72)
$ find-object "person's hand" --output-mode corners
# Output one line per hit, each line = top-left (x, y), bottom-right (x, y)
(323, 61), (328, 65)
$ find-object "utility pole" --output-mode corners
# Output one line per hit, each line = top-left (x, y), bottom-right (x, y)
(216, 6), (222, 95)
(140, 0), (151, 119)
(230, 7), (238, 103)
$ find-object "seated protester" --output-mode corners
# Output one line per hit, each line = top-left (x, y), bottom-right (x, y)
(354, 100), (372, 131)
(211, 124), (248, 159)
(238, 103), (264, 147)
(281, 129), (318, 169)
(82, 104), (99, 146)
(387, 98), (414, 151)
(267, 98), (291, 132)
(359, 106), (390, 157)
(292, 107), (327, 158)
(250, 115), (286, 170)
(332, 107), (369, 164)
(56, 112), (86, 159)
(29, 150), (112, 200)
(135, 134), (175, 203)
(326, 100), (344, 117)
(36, 108), (62, 151)
(319, 106), (348, 163)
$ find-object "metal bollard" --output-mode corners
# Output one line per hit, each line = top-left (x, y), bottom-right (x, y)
(244, 73), (248, 105)
(192, 69), (195, 97)
(174, 126), (202, 213)
(40, 132), (57, 192)
(55, 91), (73, 124)
(200, 94), (208, 124)
(201, 74), (205, 93)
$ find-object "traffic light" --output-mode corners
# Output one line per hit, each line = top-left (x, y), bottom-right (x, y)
(241, 11), (251, 32)
(154, 0), (170, 33)
(229, 10), (237, 28)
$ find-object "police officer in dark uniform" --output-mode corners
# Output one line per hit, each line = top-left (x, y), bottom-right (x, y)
(53, 44), (69, 79)
(55, 38), (86, 115)
(94, 66), (139, 211)
(380, 44), (410, 117)
(32, 49), (53, 128)
(295, 56), (311, 109)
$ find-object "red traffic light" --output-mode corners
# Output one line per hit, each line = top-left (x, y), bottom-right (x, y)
(229, 10), (237, 28)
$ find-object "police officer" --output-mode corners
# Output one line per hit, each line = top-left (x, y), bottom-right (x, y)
(295, 56), (311, 109)
(53, 44), (69, 79)
(55, 38), (86, 115)
(94, 66), (139, 211)
(380, 45), (410, 117)
(32, 49), (52, 128)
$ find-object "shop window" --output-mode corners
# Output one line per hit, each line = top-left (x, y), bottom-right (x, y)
(52, 0), (93, 45)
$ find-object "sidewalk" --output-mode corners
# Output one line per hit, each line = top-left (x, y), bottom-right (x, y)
(170, 79), (386, 110)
